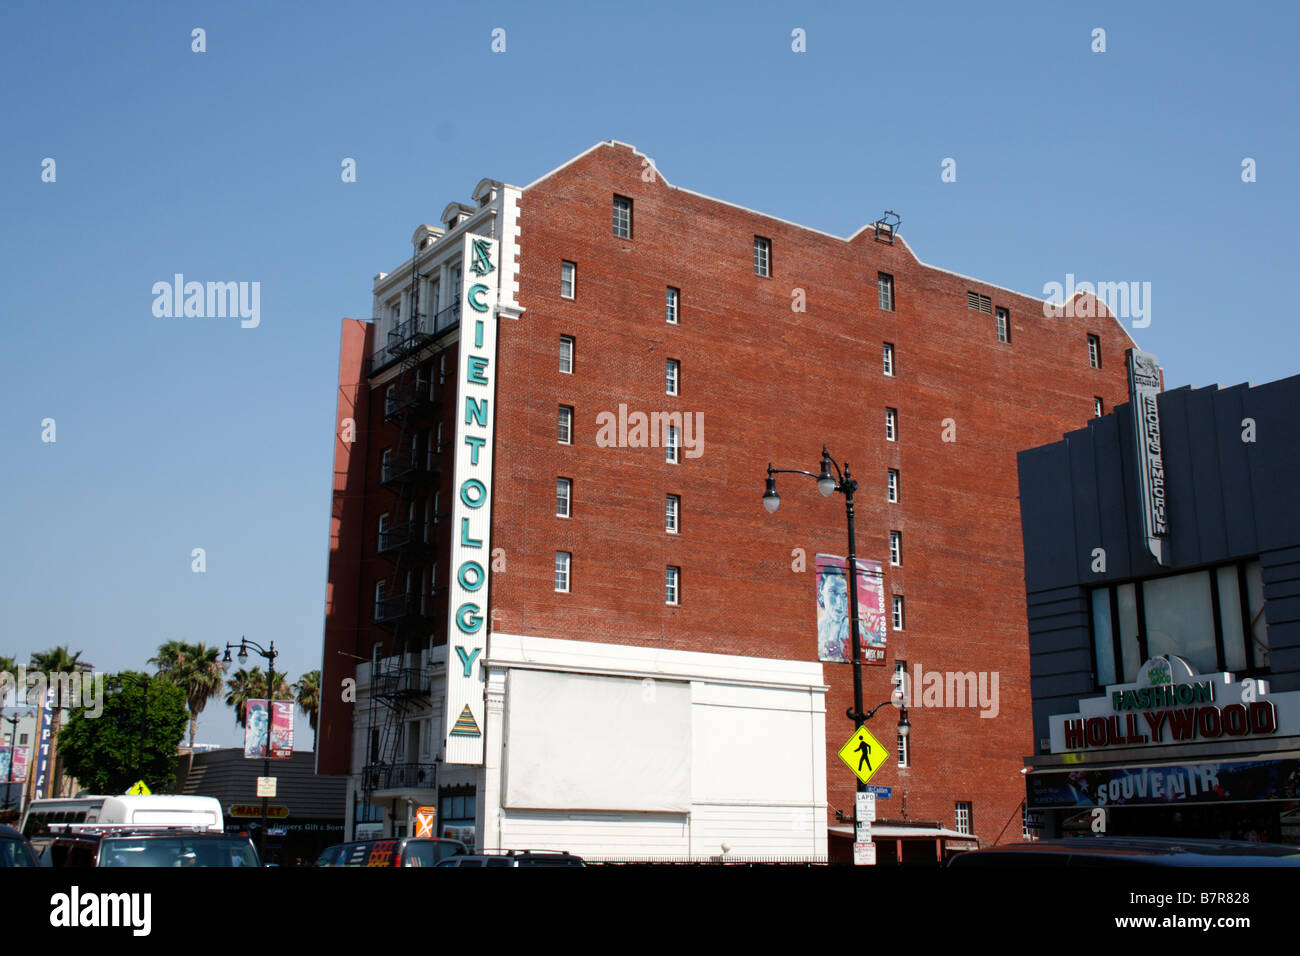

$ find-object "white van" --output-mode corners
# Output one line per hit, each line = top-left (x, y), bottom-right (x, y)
(22, 794), (224, 836)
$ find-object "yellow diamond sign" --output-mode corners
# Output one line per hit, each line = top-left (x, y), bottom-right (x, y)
(837, 726), (889, 785)
(127, 780), (151, 795)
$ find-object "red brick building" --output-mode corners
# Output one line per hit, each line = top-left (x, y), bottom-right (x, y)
(319, 141), (1135, 861)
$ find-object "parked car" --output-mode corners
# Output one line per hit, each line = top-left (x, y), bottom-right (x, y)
(21, 794), (223, 836)
(436, 849), (587, 867)
(36, 825), (261, 867)
(946, 836), (1300, 867)
(314, 836), (468, 867)
(0, 825), (39, 867)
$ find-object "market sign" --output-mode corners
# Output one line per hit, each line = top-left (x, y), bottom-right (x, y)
(1050, 656), (1300, 753)
(1127, 349), (1167, 565)
(443, 234), (499, 766)
(229, 805), (289, 819)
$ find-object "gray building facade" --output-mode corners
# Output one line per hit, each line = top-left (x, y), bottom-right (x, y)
(1017, 364), (1300, 841)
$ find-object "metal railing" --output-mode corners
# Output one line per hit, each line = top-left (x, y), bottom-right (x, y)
(361, 762), (440, 791)
(367, 302), (461, 376)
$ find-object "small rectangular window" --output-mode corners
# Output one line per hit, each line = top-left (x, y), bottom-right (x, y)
(666, 359), (679, 396)
(885, 408), (898, 442)
(754, 236), (771, 277)
(666, 566), (680, 605)
(1088, 334), (1102, 369)
(556, 478), (571, 518)
(555, 552), (571, 592)
(1094, 397), (1104, 418)
(666, 425), (679, 464)
(558, 405), (573, 445)
(374, 581), (386, 622)
(878, 273), (894, 311)
(560, 261), (576, 299)
(956, 802), (973, 836)
(559, 335), (574, 374)
(893, 595), (905, 631)
(666, 287), (679, 324)
(883, 343), (895, 377)
(887, 469), (899, 503)
(890, 530), (902, 566)
(665, 494), (680, 533)
(897, 731), (909, 768)
(378, 513), (390, 551)
(613, 195), (632, 238)
(996, 307), (1010, 343)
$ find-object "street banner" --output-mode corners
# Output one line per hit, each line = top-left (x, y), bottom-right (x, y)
(270, 701), (294, 759)
(244, 700), (269, 759)
(0, 745), (30, 783)
(814, 553), (886, 664)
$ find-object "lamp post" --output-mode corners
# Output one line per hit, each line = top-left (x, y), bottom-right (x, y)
(223, 637), (280, 865)
(764, 446), (911, 854)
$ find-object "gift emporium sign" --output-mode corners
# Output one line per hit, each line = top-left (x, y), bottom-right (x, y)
(443, 234), (499, 766)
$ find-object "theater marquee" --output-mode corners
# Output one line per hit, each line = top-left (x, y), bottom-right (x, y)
(443, 234), (499, 765)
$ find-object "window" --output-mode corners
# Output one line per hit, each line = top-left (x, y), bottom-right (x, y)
(560, 261), (575, 299)
(555, 552), (571, 592)
(559, 335), (574, 374)
(885, 408), (898, 442)
(666, 566), (680, 605)
(666, 287), (679, 324)
(378, 513), (390, 550)
(892, 595), (905, 631)
(1089, 561), (1270, 685)
(666, 425), (679, 464)
(883, 342), (895, 377)
(665, 494), (680, 533)
(1094, 397), (1104, 418)
(753, 236), (771, 277)
(887, 469), (900, 503)
(666, 359), (679, 396)
(385, 384), (396, 416)
(374, 581), (386, 622)
(613, 195), (632, 238)
(1022, 806), (1035, 841)
(897, 731), (910, 768)
(558, 405), (573, 445)
(996, 307), (1010, 343)
(381, 448), (393, 482)
(1088, 334), (1101, 369)
(967, 291), (991, 315)
(955, 802), (972, 835)
(890, 531), (902, 566)
(878, 273), (894, 311)
(556, 478), (571, 518)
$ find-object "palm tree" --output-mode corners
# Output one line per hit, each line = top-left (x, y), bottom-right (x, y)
(292, 671), (321, 750)
(225, 667), (291, 727)
(28, 645), (88, 795)
(151, 641), (227, 748)
(0, 655), (17, 703)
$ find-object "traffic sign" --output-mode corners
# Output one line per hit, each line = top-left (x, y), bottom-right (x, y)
(866, 785), (893, 799)
(256, 776), (277, 798)
(837, 726), (889, 785)
(853, 841), (877, 866)
(127, 780), (151, 795)
(414, 806), (437, 838)
(856, 791), (877, 822)
(855, 822), (871, 842)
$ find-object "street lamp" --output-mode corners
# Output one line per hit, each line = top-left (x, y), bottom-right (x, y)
(223, 636), (280, 866)
(764, 446), (910, 851)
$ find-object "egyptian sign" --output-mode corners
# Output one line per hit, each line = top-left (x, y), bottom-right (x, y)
(1127, 349), (1167, 565)
(443, 234), (499, 765)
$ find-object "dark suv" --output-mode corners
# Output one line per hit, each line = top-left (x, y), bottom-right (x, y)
(35, 825), (261, 867)
(314, 836), (468, 867)
(436, 849), (586, 867)
(0, 825), (39, 867)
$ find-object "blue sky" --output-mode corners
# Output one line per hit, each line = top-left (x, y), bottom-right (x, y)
(1, 1), (1296, 749)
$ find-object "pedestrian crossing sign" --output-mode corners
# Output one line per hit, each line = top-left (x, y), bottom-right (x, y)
(127, 780), (151, 795)
(837, 726), (889, 785)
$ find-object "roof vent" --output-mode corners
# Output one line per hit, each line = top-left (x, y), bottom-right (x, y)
(874, 210), (901, 244)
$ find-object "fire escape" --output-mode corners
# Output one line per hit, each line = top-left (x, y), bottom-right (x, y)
(361, 246), (460, 804)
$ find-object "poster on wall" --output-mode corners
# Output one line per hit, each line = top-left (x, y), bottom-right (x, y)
(0, 745), (30, 783)
(815, 553), (887, 664)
